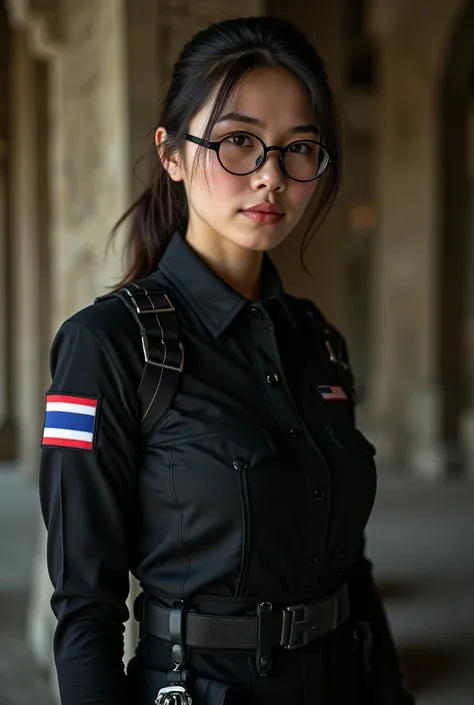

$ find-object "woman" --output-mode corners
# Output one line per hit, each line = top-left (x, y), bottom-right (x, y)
(40, 15), (414, 705)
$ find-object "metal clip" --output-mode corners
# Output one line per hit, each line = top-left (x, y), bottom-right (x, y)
(324, 339), (338, 365)
(155, 685), (193, 705)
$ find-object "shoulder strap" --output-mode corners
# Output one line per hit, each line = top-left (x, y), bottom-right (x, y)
(95, 277), (183, 437)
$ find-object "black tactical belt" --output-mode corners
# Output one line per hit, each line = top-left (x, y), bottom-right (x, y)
(141, 582), (350, 656)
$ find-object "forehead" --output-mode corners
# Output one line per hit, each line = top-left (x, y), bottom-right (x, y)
(191, 66), (316, 133)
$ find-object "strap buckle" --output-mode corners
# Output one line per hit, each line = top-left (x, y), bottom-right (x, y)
(281, 604), (313, 650)
(141, 335), (184, 373)
(125, 289), (176, 315)
(123, 288), (183, 373)
(280, 596), (340, 650)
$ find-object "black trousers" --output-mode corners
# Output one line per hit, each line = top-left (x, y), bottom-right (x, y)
(129, 617), (362, 705)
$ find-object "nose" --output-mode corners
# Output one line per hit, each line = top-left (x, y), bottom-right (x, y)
(249, 150), (286, 192)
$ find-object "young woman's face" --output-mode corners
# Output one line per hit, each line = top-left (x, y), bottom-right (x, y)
(176, 67), (322, 254)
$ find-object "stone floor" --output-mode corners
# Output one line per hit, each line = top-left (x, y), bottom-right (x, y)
(0, 464), (473, 704)
(0, 465), (55, 705)
(367, 472), (474, 704)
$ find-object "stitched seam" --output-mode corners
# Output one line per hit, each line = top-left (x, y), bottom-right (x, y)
(234, 471), (250, 598)
(168, 446), (190, 598)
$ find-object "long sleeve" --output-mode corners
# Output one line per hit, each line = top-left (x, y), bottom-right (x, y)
(39, 318), (140, 705)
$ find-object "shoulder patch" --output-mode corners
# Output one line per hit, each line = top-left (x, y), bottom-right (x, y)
(42, 393), (99, 451)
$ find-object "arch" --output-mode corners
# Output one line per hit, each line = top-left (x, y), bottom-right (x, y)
(438, 0), (474, 470)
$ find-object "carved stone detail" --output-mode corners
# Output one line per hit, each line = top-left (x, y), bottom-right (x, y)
(5, 0), (63, 56)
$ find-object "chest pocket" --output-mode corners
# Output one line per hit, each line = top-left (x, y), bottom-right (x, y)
(214, 426), (278, 472)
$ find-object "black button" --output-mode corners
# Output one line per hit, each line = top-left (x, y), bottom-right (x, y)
(233, 457), (248, 471)
(249, 306), (263, 320)
(266, 372), (280, 386)
(289, 427), (303, 439)
(313, 487), (326, 500)
(309, 556), (320, 570)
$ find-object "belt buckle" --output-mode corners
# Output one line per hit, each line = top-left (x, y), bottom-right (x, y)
(281, 603), (313, 650)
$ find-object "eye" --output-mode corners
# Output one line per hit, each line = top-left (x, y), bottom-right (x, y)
(288, 141), (314, 154)
(226, 133), (254, 147)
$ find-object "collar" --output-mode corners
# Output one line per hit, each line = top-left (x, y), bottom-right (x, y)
(156, 232), (297, 338)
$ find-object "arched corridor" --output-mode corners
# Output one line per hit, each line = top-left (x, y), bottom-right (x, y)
(0, 0), (473, 701)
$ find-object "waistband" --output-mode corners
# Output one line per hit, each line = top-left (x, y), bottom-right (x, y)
(139, 582), (350, 675)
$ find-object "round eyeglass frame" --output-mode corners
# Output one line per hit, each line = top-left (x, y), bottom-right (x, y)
(184, 131), (334, 183)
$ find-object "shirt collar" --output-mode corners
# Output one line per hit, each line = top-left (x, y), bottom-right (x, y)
(156, 232), (297, 338)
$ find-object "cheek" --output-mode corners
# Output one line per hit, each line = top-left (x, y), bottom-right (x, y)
(289, 182), (318, 212)
(189, 154), (244, 205)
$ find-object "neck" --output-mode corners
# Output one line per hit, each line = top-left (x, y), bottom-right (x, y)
(185, 230), (263, 301)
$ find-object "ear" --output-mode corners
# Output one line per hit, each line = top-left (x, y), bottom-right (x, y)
(155, 127), (183, 182)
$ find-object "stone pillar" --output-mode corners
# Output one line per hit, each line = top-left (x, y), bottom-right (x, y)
(366, 0), (465, 477)
(0, 144), (11, 450)
(6, 0), (131, 679)
(9, 31), (45, 474)
(269, 0), (348, 330)
(457, 105), (474, 476)
(0, 9), (9, 449)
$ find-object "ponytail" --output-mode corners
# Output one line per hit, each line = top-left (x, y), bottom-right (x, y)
(111, 157), (188, 287)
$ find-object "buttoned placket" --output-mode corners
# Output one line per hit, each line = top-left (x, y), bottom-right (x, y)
(243, 301), (331, 585)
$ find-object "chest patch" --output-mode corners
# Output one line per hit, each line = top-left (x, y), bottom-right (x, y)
(317, 385), (348, 401)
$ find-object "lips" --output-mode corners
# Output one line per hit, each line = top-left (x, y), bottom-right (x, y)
(242, 202), (284, 215)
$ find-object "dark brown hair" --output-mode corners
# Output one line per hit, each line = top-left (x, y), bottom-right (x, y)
(112, 15), (343, 285)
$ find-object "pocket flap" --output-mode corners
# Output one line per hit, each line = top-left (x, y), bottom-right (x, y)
(219, 427), (277, 470)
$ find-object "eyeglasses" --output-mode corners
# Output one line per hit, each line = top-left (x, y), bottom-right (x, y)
(184, 131), (333, 182)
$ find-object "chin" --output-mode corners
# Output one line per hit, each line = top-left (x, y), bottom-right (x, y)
(232, 223), (290, 252)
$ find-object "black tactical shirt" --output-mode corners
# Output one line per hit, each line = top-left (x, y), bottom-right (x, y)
(40, 232), (413, 705)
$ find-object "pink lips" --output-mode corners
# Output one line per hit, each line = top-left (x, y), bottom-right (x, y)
(241, 201), (284, 225)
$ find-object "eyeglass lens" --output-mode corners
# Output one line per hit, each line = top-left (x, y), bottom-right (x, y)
(218, 133), (328, 180)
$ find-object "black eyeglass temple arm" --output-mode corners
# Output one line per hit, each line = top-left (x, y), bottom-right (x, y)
(184, 134), (220, 151)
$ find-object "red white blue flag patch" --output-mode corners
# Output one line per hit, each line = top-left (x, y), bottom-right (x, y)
(42, 394), (98, 451)
(317, 385), (348, 401)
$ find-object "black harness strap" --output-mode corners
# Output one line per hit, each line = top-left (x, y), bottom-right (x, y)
(95, 278), (183, 437)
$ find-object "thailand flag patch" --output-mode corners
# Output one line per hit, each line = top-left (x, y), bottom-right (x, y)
(317, 385), (348, 401)
(42, 394), (99, 451)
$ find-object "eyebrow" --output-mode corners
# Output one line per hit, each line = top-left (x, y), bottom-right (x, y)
(214, 112), (320, 135)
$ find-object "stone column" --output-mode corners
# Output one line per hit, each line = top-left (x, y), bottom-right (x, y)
(0, 147), (8, 434)
(6, 0), (131, 678)
(366, 0), (465, 477)
(9, 31), (45, 474)
(458, 105), (474, 476)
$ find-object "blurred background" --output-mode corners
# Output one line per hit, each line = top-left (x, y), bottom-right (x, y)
(0, 0), (473, 702)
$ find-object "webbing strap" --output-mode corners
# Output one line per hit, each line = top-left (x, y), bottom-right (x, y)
(96, 278), (183, 437)
(141, 583), (350, 650)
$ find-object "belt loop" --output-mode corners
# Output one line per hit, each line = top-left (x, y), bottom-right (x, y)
(169, 599), (187, 669)
(136, 593), (148, 640)
(256, 602), (273, 676)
